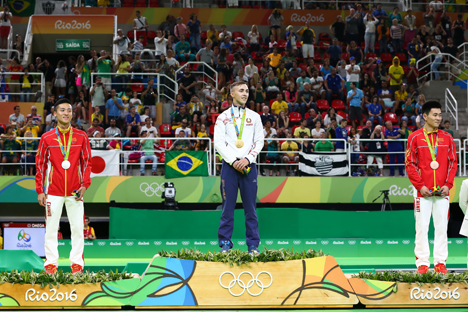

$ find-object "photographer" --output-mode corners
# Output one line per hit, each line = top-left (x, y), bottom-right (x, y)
(141, 78), (157, 119)
(89, 76), (109, 118)
(0, 5), (12, 50)
(140, 117), (159, 138)
(113, 29), (132, 55)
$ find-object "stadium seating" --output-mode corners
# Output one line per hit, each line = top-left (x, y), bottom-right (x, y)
(316, 99), (329, 111)
(332, 100), (345, 111)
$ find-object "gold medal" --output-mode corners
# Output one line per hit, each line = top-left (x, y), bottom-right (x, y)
(235, 139), (244, 148)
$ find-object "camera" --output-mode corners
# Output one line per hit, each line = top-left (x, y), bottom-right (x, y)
(97, 82), (102, 86)
(162, 182), (178, 210)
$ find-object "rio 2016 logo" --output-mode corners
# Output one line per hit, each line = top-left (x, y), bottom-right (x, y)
(18, 230), (31, 242)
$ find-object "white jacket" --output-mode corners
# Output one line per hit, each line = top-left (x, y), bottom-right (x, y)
(459, 179), (468, 236)
(214, 104), (264, 165)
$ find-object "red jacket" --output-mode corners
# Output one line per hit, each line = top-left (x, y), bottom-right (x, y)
(35, 127), (92, 197)
(405, 129), (457, 197)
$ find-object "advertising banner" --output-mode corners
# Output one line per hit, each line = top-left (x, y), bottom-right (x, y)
(0, 176), (465, 204)
(2, 223), (45, 257)
(32, 15), (114, 34)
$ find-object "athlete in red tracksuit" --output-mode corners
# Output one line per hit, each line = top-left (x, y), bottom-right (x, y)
(36, 99), (92, 274)
(405, 101), (457, 274)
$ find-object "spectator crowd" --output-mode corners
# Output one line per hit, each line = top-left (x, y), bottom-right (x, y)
(0, 4), (466, 177)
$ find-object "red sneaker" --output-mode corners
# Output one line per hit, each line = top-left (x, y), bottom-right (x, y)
(44, 264), (57, 274)
(71, 264), (83, 274)
(417, 265), (429, 274)
(434, 263), (449, 274)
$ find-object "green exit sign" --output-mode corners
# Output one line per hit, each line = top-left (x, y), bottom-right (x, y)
(56, 39), (90, 51)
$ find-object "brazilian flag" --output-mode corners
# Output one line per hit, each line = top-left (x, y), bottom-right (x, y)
(165, 151), (208, 178)
(8, 0), (35, 17)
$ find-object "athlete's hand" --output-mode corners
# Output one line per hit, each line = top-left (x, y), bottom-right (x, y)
(75, 186), (87, 201)
(233, 158), (249, 173)
(440, 185), (450, 197)
(420, 186), (432, 197)
(38, 193), (47, 207)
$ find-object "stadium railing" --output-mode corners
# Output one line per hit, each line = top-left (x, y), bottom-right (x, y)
(0, 136), (213, 176)
(22, 16), (33, 68)
(90, 72), (178, 104)
(460, 42), (468, 66)
(175, 61), (218, 92)
(445, 88), (458, 130)
(0, 137), (464, 177)
(0, 72), (45, 102)
(416, 52), (468, 120)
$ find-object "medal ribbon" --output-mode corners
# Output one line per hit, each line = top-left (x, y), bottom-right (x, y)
(230, 106), (246, 140)
(423, 129), (438, 163)
(423, 129), (439, 192)
(55, 127), (73, 161)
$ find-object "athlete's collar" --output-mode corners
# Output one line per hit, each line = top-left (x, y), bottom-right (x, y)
(423, 127), (438, 135)
(57, 125), (71, 133)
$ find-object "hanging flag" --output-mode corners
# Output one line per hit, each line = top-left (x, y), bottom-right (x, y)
(298, 152), (348, 176)
(8, 0), (35, 17)
(165, 151), (208, 178)
(90, 150), (120, 178)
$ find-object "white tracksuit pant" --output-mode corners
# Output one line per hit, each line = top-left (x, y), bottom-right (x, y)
(44, 195), (85, 267)
(414, 196), (450, 267)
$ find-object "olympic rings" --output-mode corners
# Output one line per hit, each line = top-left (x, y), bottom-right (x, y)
(219, 271), (273, 297)
(139, 183), (165, 197)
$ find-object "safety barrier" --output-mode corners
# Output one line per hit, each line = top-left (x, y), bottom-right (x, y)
(0, 72), (45, 102)
(0, 136), (464, 177)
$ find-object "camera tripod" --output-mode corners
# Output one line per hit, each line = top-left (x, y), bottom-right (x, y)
(372, 190), (393, 211)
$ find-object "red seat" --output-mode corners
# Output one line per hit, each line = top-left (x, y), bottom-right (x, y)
(269, 99), (275, 107)
(396, 53), (407, 63)
(148, 0), (158, 6)
(366, 52), (377, 60)
(319, 41), (329, 51)
(316, 99), (329, 111)
(147, 30), (156, 39)
(384, 112), (399, 124)
(241, 4), (251, 8)
(277, 40), (287, 49)
(253, 5), (264, 8)
(159, 124), (172, 136)
(332, 100), (345, 111)
(122, 0), (133, 6)
(314, 52), (322, 62)
(128, 159), (139, 163)
(381, 53), (393, 63)
(159, 139), (173, 149)
(252, 51), (263, 62)
(145, 159), (154, 163)
(209, 124), (215, 136)
(337, 110), (347, 120)
(232, 31), (244, 39)
(292, 125), (299, 135)
(135, 0), (146, 6)
(256, 62), (263, 71)
(319, 32), (331, 42)
(131, 83), (143, 93)
(357, 125), (365, 131)
(289, 112), (301, 123)
(341, 52), (349, 61)
(321, 112), (327, 119)
(158, 154), (165, 163)
(345, 125), (352, 134)
(201, 30), (207, 40)
(304, 112), (310, 119)
(408, 125), (415, 132)
(0, 123), (5, 131)
(298, 63), (307, 72)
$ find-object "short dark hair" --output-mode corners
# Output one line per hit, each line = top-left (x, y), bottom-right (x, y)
(330, 117), (336, 122)
(350, 82), (356, 87)
(422, 101), (442, 116)
(13, 105), (19, 110)
(85, 216), (90, 221)
(93, 118), (99, 122)
(300, 118), (306, 123)
(55, 98), (72, 110)
(444, 120), (450, 124)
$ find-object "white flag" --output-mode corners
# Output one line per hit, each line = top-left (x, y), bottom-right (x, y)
(90, 150), (120, 177)
(298, 152), (349, 176)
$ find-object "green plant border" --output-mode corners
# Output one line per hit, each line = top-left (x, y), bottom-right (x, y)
(158, 247), (325, 266)
(354, 271), (468, 291)
(0, 270), (132, 288)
